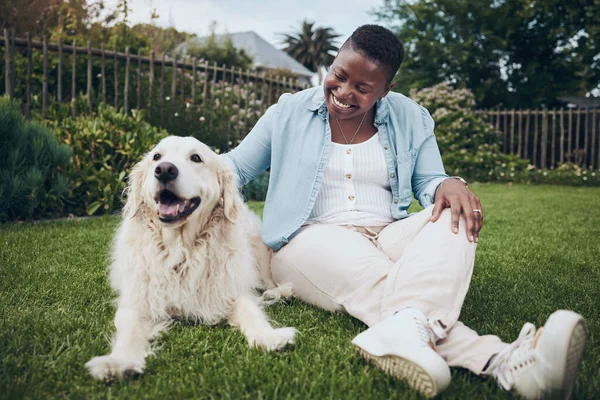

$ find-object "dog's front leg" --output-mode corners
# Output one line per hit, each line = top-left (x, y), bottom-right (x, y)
(228, 296), (297, 351)
(86, 305), (158, 381)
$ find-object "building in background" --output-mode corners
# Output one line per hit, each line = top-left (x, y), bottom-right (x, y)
(175, 31), (314, 87)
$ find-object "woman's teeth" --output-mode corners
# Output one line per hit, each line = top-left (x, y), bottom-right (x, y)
(332, 94), (352, 109)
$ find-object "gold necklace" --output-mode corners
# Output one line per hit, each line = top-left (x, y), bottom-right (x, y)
(335, 112), (368, 145)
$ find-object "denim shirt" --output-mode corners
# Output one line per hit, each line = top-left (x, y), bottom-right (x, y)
(223, 86), (448, 251)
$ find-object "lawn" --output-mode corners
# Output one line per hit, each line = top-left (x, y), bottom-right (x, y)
(1, 184), (599, 399)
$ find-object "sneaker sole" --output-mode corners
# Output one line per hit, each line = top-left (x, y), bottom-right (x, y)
(544, 311), (589, 400)
(353, 344), (440, 398)
(558, 318), (588, 399)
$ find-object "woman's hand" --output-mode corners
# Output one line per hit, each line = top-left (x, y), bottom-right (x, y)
(430, 178), (483, 243)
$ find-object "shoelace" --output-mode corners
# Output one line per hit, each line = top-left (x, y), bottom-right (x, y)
(490, 322), (537, 391)
(413, 316), (437, 347)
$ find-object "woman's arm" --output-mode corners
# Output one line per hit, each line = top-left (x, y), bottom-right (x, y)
(221, 102), (279, 187)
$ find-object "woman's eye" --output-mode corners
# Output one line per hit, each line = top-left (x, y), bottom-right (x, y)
(335, 73), (345, 81)
(357, 86), (368, 94)
(153, 153), (161, 161)
(190, 154), (202, 163)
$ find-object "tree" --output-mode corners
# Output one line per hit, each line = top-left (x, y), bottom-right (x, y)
(280, 20), (340, 84)
(183, 23), (253, 70)
(375, 0), (600, 108)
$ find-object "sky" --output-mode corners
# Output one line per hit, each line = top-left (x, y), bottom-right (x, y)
(103, 0), (383, 48)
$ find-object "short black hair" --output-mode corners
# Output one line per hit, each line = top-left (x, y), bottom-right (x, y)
(340, 24), (404, 83)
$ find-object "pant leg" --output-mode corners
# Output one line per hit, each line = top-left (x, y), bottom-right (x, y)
(271, 224), (392, 327)
(377, 206), (507, 373)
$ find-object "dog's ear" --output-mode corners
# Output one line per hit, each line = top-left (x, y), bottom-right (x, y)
(122, 158), (147, 219)
(219, 166), (240, 223)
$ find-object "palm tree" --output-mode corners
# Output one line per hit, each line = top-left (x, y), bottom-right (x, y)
(280, 20), (340, 84)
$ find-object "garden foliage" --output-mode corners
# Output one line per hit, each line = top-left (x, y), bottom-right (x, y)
(0, 96), (71, 221)
(410, 84), (599, 186)
(48, 104), (168, 216)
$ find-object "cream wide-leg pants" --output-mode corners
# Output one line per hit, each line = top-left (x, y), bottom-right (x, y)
(271, 206), (507, 374)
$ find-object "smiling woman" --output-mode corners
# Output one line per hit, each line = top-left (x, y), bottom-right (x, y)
(222, 24), (590, 399)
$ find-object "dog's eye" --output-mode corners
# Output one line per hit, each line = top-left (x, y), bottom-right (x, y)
(153, 153), (161, 161)
(190, 154), (202, 163)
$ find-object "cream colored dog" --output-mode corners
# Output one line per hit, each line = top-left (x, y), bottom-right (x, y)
(86, 136), (295, 381)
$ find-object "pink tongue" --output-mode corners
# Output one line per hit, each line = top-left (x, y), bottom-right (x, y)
(158, 202), (179, 217)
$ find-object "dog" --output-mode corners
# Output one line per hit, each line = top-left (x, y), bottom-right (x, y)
(85, 136), (296, 381)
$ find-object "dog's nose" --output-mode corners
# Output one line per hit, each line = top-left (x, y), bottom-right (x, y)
(154, 162), (179, 182)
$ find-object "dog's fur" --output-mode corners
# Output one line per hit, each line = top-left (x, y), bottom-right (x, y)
(85, 136), (295, 381)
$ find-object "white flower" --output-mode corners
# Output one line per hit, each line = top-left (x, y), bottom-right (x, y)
(174, 112), (179, 117)
(186, 102), (190, 108)
(199, 116), (205, 122)
(166, 96), (171, 101)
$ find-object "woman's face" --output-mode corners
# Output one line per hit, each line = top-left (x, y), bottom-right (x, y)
(323, 46), (394, 121)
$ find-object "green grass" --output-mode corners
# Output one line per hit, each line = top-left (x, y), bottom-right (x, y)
(1, 184), (599, 399)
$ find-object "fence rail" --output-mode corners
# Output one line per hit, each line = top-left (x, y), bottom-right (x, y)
(1, 31), (306, 123)
(479, 109), (599, 169)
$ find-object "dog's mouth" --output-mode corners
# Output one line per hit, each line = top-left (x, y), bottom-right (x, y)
(155, 189), (201, 223)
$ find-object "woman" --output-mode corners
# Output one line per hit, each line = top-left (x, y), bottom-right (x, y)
(223, 25), (587, 399)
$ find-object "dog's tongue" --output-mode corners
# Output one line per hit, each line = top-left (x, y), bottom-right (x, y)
(158, 202), (180, 217)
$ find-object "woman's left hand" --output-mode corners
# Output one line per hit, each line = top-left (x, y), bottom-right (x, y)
(430, 178), (483, 243)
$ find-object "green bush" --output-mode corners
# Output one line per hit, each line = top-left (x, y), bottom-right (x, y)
(411, 84), (599, 186)
(48, 104), (169, 216)
(242, 170), (270, 201)
(0, 96), (71, 221)
(410, 83), (528, 181)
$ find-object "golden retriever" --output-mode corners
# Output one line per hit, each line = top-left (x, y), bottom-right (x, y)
(85, 136), (295, 381)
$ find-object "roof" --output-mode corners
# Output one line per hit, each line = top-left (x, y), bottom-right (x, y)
(175, 31), (314, 78)
(558, 96), (600, 108)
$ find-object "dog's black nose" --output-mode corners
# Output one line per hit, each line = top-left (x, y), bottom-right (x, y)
(154, 162), (179, 182)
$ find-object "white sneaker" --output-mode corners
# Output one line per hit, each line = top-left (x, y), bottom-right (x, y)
(486, 310), (588, 399)
(351, 308), (451, 398)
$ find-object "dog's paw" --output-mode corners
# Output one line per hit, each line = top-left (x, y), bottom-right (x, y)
(262, 283), (294, 304)
(85, 355), (144, 382)
(253, 327), (297, 351)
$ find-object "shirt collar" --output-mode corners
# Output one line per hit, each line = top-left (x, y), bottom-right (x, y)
(308, 86), (390, 126)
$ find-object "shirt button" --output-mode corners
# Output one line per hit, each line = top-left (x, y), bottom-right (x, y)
(394, 199), (399, 204)
(384, 146), (389, 150)
(349, 195), (355, 201)
(390, 173), (396, 178)
(346, 149), (352, 155)
(346, 174), (352, 179)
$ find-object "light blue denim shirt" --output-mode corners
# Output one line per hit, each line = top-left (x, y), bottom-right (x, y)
(223, 86), (448, 251)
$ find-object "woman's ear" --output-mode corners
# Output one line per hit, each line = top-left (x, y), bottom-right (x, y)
(380, 81), (395, 100)
(122, 158), (148, 219)
(219, 166), (240, 223)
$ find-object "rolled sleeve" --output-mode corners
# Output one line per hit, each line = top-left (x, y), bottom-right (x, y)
(412, 107), (448, 208)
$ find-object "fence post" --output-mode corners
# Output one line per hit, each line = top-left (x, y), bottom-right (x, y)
(551, 109), (556, 168)
(87, 41), (92, 114)
(26, 33), (32, 118)
(71, 40), (76, 118)
(148, 50), (154, 117)
(584, 108), (590, 167)
(101, 44), (106, 104)
(57, 37), (62, 117)
(124, 46), (130, 115)
(524, 110), (530, 159)
(113, 46), (118, 109)
(211, 61), (218, 95)
(160, 54), (165, 124)
(171, 56), (177, 106)
(3, 29), (12, 99)
(575, 109), (581, 164)
(136, 49), (142, 111)
(591, 108), (597, 169)
(517, 110), (522, 156)
(533, 111), (539, 167)
(42, 35), (49, 119)
(541, 109), (548, 168)
(191, 57), (196, 106)
(559, 109), (565, 164)
(202, 61), (209, 104)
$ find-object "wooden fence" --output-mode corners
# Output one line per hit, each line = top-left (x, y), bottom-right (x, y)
(480, 109), (600, 169)
(0, 31), (306, 122)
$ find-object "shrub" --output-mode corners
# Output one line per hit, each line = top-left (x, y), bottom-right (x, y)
(48, 104), (168, 216)
(242, 170), (270, 201)
(410, 83), (529, 182)
(0, 96), (71, 221)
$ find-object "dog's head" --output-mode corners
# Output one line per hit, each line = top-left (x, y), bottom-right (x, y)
(124, 136), (240, 227)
